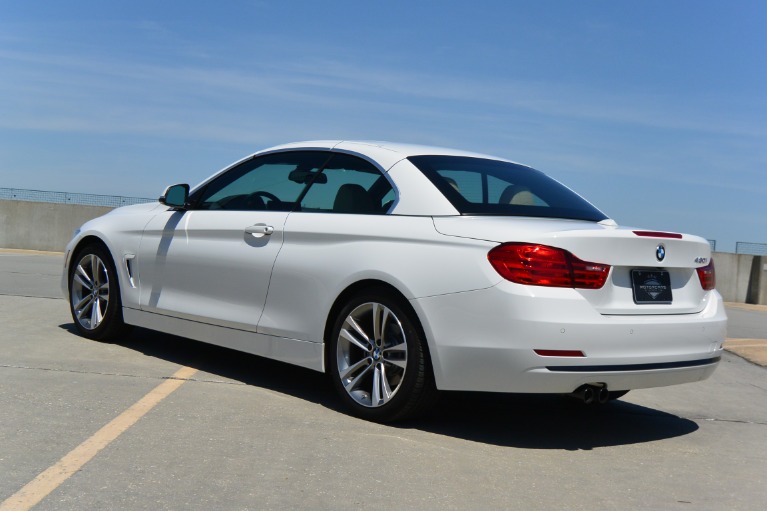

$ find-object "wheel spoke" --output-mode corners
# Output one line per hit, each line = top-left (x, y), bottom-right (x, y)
(372, 364), (392, 406)
(340, 327), (371, 353)
(89, 255), (99, 287)
(383, 340), (407, 370)
(384, 341), (406, 352)
(76, 296), (94, 320)
(91, 296), (103, 327)
(371, 363), (382, 405)
(380, 363), (394, 404)
(74, 294), (92, 312)
(340, 356), (371, 382)
(379, 308), (392, 345)
(379, 306), (406, 352)
(91, 255), (106, 288)
(344, 362), (373, 392)
(372, 303), (382, 343)
(75, 266), (93, 291)
(384, 354), (407, 370)
(345, 316), (372, 349)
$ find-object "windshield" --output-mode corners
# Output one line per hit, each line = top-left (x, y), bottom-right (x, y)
(409, 155), (608, 222)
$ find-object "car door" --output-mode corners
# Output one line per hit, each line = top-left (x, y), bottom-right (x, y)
(137, 151), (329, 331)
(257, 152), (400, 341)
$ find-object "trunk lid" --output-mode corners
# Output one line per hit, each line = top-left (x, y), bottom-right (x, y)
(433, 216), (714, 315)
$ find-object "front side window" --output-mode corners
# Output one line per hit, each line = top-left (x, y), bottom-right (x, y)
(194, 151), (330, 211)
(409, 155), (607, 222)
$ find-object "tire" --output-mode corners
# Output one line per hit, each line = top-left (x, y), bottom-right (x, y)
(68, 243), (129, 341)
(328, 289), (437, 422)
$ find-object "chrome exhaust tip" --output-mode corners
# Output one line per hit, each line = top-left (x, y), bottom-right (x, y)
(570, 384), (608, 405)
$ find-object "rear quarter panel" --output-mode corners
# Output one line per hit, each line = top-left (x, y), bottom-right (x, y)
(258, 213), (499, 343)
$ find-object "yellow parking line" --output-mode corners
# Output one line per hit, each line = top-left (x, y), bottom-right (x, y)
(0, 249), (65, 256)
(0, 366), (198, 511)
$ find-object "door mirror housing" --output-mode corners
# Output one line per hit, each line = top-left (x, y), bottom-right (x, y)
(159, 184), (190, 209)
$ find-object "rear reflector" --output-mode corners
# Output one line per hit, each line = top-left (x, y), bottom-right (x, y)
(696, 259), (716, 290)
(534, 349), (585, 357)
(632, 230), (683, 239)
(488, 243), (610, 289)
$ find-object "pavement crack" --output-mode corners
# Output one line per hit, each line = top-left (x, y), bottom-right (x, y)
(1, 270), (59, 276)
(0, 364), (246, 385)
(164, 375), (246, 386)
(689, 416), (767, 426)
(0, 292), (64, 300)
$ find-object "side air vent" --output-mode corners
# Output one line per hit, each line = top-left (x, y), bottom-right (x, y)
(124, 254), (136, 288)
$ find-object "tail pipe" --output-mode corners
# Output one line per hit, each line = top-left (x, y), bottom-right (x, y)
(570, 384), (609, 405)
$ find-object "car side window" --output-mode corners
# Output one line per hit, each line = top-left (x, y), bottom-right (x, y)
(299, 153), (395, 214)
(435, 170), (483, 203)
(432, 170), (547, 207)
(408, 155), (605, 222)
(488, 174), (548, 206)
(195, 151), (330, 211)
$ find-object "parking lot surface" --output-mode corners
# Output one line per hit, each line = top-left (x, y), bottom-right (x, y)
(1, 251), (766, 510)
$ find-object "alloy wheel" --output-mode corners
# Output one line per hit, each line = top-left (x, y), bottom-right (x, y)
(336, 302), (408, 408)
(70, 253), (110, 330)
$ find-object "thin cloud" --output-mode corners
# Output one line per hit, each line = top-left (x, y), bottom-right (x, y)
(3, 44), (765, 144)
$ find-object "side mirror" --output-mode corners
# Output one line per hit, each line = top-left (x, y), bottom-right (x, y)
(159, 184), (190, 209)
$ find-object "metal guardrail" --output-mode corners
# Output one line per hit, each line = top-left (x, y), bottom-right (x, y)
(0, 187), (154, 208)
(736, 242), (767, 256)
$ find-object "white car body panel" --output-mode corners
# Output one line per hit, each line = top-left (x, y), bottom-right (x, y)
(137, 209), (290, 331)
(413, 280), (725, 392)
(259, 214), (497, 343)
(61, 140), (727, 395)
(61, 202), (166, 311)
(433, 216), (713, 315)
(122, 307), (324, 371)
(433, 216), (711, 266)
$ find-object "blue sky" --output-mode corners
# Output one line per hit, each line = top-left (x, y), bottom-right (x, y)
(1, 0), (765, 252)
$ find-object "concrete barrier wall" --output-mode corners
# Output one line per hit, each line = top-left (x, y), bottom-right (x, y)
(1, 200), (766, 304)
(714, 252), (753, 303)
(713, 252), (766, 305)
(0, 200), (113, 252)
(752, 256), (767, 306)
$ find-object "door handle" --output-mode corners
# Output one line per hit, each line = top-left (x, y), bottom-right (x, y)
(245, 224), (274, 238)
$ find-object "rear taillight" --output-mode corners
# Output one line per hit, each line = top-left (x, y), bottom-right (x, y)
(488, 243), (610, 289)
(696, 259), (716, 290)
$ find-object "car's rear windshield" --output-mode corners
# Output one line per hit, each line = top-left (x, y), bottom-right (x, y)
(408, 155), (608, 222)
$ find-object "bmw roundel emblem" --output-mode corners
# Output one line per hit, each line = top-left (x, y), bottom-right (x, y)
(656, 244), (666, 262)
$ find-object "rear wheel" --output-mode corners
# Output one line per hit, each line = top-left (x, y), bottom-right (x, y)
(68, 244), (129, 341)
(328, 289), (436, 422)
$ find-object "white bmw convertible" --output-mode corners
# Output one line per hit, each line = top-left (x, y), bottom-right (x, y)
(63, 141), (726, 421)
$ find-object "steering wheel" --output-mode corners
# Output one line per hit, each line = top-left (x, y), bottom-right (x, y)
(245, 191), (281, 210)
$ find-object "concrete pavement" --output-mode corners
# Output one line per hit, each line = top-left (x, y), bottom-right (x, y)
(1, 249), (766, 510)
(722, 302), (767, 367)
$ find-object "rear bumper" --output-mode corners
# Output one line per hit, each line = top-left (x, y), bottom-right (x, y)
(411, 282), (727, 393)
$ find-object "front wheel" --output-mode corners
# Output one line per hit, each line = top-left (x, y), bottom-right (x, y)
(68, 244), (129, 341)
(328, 289), (436, 422)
